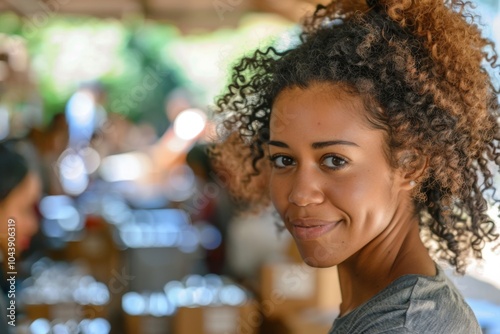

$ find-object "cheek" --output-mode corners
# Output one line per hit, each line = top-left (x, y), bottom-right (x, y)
(269, 174), (289, 213)
(325, 172), (390, 215)
(0, 207), (6, 224)
(353, 177), (381, 202)
(14, 209), (39, 236)
(325, 172), (364, 198)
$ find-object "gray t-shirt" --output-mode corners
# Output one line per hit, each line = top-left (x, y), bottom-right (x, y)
(329, 265), (481, 334)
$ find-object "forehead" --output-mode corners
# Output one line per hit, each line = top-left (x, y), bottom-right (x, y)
(269, 82), (373, 141)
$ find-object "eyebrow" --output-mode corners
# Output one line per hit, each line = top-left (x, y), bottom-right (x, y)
(267, 140), (359, 149)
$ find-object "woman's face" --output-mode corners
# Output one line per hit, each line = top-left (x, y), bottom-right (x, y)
(268, 82), (412, 268)
(0, 173), (41, 255)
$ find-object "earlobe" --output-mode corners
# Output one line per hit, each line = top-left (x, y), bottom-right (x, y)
(397, 150), (429, 190)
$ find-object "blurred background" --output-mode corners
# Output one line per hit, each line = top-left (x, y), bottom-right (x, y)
(0, 0), (499, 333)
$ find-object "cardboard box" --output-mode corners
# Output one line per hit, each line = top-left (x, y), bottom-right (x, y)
(24, 302), (108, 322)
(282, 308), (339, 334)
(260, 262), (341, 318)
(64, 216), (121, 284)
(173, 301), (259, 334)
(286, 239), (303, 264)
(124, 314), (173, 334)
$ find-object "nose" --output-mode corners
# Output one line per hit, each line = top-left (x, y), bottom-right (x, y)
(288, 168), (324, 207)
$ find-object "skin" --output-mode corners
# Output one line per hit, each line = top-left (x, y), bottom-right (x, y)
(268, 82), (436, 316)
(0, 172), (41, 260)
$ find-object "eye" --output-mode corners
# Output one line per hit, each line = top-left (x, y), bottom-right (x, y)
(270, 155), (296, 169)
(321, 155), (347, 169)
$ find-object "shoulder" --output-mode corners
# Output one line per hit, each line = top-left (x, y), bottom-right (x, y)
(403, 266), (481, 333)
(329, 266), (482, 334)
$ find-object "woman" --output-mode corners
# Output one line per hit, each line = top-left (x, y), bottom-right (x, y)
(211, 0), (499, 332)
(0, 143), (41, 333)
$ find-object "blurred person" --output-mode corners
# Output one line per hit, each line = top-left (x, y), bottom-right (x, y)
(0, 143), (41, 333)
(10, 113), (69, 196)
(91, 113), (157, 158)
(26, 113), (69, 195)
(0, 144), (41, 254)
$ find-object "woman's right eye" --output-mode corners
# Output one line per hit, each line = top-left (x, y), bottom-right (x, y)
(270, 155), (295, 168)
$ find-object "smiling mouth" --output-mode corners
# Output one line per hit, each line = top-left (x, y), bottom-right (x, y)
(289, 219), (341, 241)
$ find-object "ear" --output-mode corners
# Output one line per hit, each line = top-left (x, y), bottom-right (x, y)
(396, 150), (428, 190)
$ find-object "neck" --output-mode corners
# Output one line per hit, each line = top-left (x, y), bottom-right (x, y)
(337, 208), (435, 316)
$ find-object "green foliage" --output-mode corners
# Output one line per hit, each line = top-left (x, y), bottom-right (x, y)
(0, 12), (22, 35)
(0, 12), (291, 132)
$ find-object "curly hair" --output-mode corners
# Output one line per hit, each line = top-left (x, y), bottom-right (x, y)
(210, 0), (500, 273)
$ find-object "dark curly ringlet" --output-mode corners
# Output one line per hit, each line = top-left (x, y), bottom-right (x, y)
(210, 0), (500, 273)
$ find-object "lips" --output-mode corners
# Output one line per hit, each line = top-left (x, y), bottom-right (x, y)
(288, 218), (341, 241)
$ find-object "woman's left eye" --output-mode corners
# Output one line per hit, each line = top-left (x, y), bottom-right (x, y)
(321, 155), (347, 169)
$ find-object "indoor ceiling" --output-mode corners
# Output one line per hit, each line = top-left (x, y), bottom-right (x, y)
(1, 0), (329, 32)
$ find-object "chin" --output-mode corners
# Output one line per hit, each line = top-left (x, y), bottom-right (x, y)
(296, 244), (341, 268)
